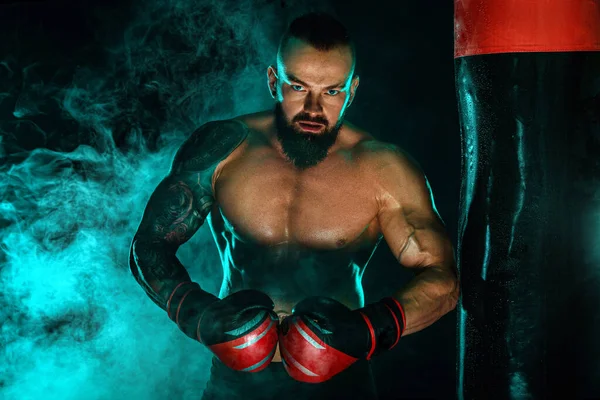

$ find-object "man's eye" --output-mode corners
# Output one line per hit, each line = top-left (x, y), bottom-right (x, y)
(327, 89), (340, 96)
(291, 85), (304, 91)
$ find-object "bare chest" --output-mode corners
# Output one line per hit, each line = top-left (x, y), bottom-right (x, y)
(214, 152), (380, 249)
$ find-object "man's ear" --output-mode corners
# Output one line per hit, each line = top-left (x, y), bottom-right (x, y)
(267, 66), (278, 99)
(348, 75), (360, 107)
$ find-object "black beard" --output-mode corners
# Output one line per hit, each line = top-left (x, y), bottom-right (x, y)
(274, 102), (342, 169)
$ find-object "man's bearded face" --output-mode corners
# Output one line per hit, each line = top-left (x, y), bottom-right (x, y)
(274, 102), (344, 169)
(269, 39), (357, 169)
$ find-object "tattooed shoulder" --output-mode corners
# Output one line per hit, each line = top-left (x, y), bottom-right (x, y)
(173, 119), (249, 174)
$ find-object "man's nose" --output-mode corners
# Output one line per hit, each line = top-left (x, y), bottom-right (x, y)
(303, 92), (323, 114)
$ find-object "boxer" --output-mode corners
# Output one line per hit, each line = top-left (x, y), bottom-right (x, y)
(130, 12), (459, 399)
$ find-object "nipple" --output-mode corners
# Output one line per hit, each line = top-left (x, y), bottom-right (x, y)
(336, 238), (347, 247)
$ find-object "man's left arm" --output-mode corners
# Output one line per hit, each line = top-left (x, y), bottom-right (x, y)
(277, 147), (460, 383)
(376, 149), (459, 336)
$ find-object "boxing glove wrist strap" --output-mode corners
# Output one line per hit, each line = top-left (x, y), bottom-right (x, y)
(166, 282), (219, 340)
(358, 297), (406, 359)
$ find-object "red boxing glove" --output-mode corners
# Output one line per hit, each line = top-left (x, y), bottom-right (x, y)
(197, 289), (279, 372)
(278, 296), (405, 383)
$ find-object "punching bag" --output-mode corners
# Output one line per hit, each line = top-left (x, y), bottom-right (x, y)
(454, 1), (600, 399)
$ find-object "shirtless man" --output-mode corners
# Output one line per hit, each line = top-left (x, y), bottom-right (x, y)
(129, 12), (459, 400)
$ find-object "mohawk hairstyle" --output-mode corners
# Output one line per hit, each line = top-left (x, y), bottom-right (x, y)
(278, 12), (355, 59)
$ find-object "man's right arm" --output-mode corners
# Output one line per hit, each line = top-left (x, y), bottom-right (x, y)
(129, 120), (248, 341)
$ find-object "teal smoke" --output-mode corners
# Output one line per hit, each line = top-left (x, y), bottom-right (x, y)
(0, 0), (330, 398)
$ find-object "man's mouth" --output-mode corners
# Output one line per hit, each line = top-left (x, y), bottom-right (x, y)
(297, 121), (325, 133)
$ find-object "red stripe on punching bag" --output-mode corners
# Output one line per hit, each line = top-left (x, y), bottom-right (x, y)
(454, 0), (600, 57)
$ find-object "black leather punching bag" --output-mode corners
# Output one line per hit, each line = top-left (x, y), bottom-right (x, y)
(454, 1), (600, 399)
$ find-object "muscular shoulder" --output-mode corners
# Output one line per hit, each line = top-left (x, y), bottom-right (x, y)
(356, 139), (430, 210)
(171, 119), (248, 174)
(356, 139), (423, 178)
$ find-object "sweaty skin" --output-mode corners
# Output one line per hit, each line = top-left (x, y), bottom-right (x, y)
(132, 38), (459, 364)
(207, 111), (457, 361)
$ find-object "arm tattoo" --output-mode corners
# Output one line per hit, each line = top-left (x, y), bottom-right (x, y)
(129, 120), (247, 313)
(144, 180), (199, 242)
(161, 181), (196, 244)
(131, 176), (212, 310)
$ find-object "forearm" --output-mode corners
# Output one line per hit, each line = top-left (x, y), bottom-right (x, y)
(130, 237), (218, 339)
(393, 266), (459, 336)
(130, 237), (192, 306)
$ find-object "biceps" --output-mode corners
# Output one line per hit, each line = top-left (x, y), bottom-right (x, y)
(136, 176), (213, 246)
(381, 209), (453, 269)
(399, 225), (454, 269)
